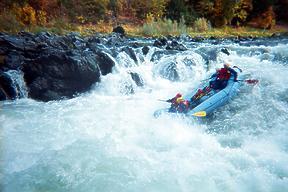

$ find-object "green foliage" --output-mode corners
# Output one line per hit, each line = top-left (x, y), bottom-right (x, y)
(142, 17), (187, 36)
(193, 0), (214, 18)
(232, 0), (253, 26)
(222, 0), (237, 25)
(130, 0), (168, 20)
(0, 0), (287, 35)
(193, 17), (211, 32)
(80, 0), (109, 22)
(166, 0), (188, 22)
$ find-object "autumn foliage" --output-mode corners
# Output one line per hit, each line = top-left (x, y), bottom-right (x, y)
(0, 0), (287, 34)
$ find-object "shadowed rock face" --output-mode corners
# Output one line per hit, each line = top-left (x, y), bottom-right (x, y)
(0, 72), (17, 100)
(0, 32), (115, 101)
(22, 50), (101, 101)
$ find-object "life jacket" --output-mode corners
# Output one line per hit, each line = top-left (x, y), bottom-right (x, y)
(193, 89), (205, 100)
(217, 68), (231, 80)
(177, 100), (189, 113)
(171, 96), (189, 113)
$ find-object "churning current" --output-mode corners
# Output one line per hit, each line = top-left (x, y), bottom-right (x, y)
(1, 37), (288, 192)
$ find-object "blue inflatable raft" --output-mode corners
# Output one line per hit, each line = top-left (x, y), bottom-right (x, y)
(154, 70), (243, 118)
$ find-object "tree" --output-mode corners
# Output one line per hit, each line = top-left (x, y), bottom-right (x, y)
(274, 0), (288, 22)
(165, 0), (188, 22)
(222, 0), (237, 25)
(232, 0), (253, 26)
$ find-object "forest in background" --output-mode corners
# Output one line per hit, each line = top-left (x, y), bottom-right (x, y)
(0, 0), (287, 36)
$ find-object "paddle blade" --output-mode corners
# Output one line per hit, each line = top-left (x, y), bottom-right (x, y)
(245, 79), (259, 85)
(192, 111), (207, 117)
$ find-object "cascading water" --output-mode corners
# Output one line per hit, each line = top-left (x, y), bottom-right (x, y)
(1, 38), (288, 192)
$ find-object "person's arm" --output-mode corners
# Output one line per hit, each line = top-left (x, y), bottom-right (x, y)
(229, 68), (238, 81)
(210, 73), (217, 78)
(166, 98), (173, 102)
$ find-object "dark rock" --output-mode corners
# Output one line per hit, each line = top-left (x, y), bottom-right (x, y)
(0, 72), (17, 100)
(23, 50), (101, 101)
(153, 37), (168, 47)
(129, 42), (141, 48)
(166, 40), (187, 51)
(3, 51), (25, 70)
(129, 72), (144, 87)
(0, 32), (120, 102)
(112, 26), (125, 36)
(192, 36), (205, 42)
(122, 46), (138, 63)
(106, 33), (125, 46)
(95, 51), (115, 75)
(18, 31), (35, 38)
(220, 48), (230, 55)
(151, 50), (178, 62)
(142, 46), (149, 55)
(0, 34), (25, 52)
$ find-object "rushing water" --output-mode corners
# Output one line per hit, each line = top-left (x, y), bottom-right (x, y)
(1, 38), (288, 192)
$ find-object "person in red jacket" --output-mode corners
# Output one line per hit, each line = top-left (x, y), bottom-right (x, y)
(209, 63), (238, 90)
(166, 93), (190, 113)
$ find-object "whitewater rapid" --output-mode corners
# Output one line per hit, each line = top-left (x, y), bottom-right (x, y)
(1, 38), (288, 192)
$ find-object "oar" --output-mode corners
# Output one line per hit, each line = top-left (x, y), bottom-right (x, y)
(238, 79), (259, 85)
(192, 111), (207, 117)
(158, 99), (169, 102)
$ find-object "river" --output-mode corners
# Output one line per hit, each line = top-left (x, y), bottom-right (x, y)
(1, 37), (288, 192)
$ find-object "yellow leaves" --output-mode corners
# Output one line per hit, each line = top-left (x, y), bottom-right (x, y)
(37, 10), (47, 26)
(14, 4), (37, 26)
(194, 17), (210, 32)
(145, 13), (155, 24)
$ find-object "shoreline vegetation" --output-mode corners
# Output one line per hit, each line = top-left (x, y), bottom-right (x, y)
(1, 20), (288, 39)
(0, 1), (288, 38)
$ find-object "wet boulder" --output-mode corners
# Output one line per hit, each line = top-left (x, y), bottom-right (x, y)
(154, 61), (180, 82)
(0, 72), (17, 100)
(166, 40), (187, 51)
(2, 51), (25, 70)
(112, 26), (125, 36)
(129, 72), (144, 87)
(121, 46), (138, 63)
(142, 46), (149, 55)
(23, 50), (101, 101)
(95, 51), (115, 75)
(220, 48), (230, 55)
(153, 37), (168, 47)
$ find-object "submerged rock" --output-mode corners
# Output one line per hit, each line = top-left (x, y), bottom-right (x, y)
(129, 72), (144, 87)
(122, 46), (138, 63)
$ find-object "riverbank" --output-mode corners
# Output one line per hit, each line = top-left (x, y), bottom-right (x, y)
(1, 21), (288, 38)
